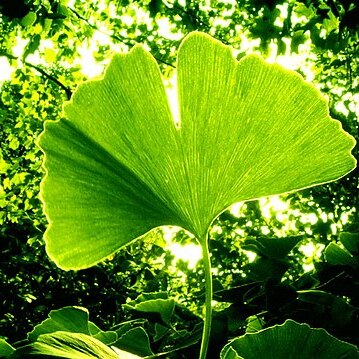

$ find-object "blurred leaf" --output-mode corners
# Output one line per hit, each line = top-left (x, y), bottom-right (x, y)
(20, 11), (37, 27)
(245, 258), (289, 281)
(242, 235), (303, 259)
(294, 3), (315, 18)
(290, 30), (307, 53)
(22, 34), (41, 61)
(0, 339), (15, 356)
(277, 39), (286, 55)
(339, 232), (359, 255)
(214, 282), (259, 303)
(44, 48), (57, 63)
(265, 280), (298, 310)
(297, 290), (357, 328)
(0, 157), (11, 173)
(245, 315), (264, 333)
(324, 243), (359, 268)
(148, 0), (163, 17)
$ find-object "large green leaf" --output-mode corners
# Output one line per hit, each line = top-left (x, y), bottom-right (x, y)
(39, 32), (356, 269)
(28, 306), (117, 345)
(324, 230), (359, 268)
(340, 232), (359, 255)
(0, 339), (15, 357)
(241, 235), (303, 259)
(324, 242), (359, 268)
(220, 319), (359, 359)
(12, 331), (119, 358)
(28, 306), (91, 341)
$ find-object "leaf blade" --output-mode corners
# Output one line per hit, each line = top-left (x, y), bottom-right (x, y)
(39, 32), (356, 269)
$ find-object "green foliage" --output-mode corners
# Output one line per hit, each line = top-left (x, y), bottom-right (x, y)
(37, 31), (356, 358)
(123, 292), (176, 328)
(220, 320), (359, 359)
(0, 0), (358, 358)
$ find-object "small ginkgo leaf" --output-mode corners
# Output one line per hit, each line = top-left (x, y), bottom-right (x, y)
(27, 306), (117, 346)
(28, 306), (90, 341)
(123, 295), (175, 328)
(113, 327), (153, 357)
(39, 32), (356, 270)
(325, 242), (359, 268)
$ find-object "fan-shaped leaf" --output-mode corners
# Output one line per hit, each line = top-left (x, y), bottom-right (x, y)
(28, 306), (117, 345)
(39, 32), (356, 269)
(113, 327), (153, 357)
(13, 331), (119, 359)
(220, 319), (359, 359)
(28, 306), (90, 341)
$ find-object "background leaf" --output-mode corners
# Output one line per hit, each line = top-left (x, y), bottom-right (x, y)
(113, 327), (153, 357)
(28, 306), (91, 341)
(0, 339), (15, 357)
(27, 306), (117, 346)
(124, 292), (175, 327)
(220, 319), (359, 359)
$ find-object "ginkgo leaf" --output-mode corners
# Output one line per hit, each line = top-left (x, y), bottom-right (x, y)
(28, 306), (90, 341)
(12, 331), (120, 359)
(39, 32), (356, 270)
(221, 319), (359, 359)
(0, 338), (15, 357)
(220, 319), (359, 359)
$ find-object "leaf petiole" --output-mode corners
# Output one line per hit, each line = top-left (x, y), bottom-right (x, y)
(199, 234), (213, 359)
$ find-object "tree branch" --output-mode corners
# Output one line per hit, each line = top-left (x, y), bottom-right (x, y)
(0, 51), (72, 100)
(68, 6), (176, 68)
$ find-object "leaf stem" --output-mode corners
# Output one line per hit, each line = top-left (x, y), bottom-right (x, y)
(199, 234), (212, 359)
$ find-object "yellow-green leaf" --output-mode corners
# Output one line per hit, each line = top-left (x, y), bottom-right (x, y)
(39, 32), (356, 270)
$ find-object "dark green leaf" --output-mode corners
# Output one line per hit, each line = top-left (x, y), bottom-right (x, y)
(242, 235), (303, 259)
(220, 319), (359, 359)
(124, 292), (175, 327)
(113, 327), (153, 357)
(0, 339), (15, 357)
(324, 243), (359, 268)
